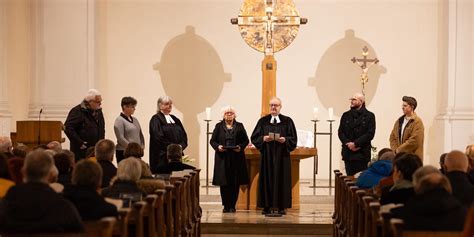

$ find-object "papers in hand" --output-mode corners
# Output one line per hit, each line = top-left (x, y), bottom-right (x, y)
(268, 132), (280, 140)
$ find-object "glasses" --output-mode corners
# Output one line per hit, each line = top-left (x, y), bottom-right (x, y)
(269, 104), (281, 107)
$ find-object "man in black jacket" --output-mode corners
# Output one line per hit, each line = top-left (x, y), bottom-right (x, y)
(445, 150), (474, 206)
(338, 92), (376, 176)
(65, 89), (105, 161)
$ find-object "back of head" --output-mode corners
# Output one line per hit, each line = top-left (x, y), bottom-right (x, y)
(379, 151), (395, 161)
(377, 148), (393, 159)
(53, 152), (72, 174)
(117, 158), (142, 182)
(0, 136), (12, 153)
(47, 141), (62, 153)
(167, 144), (182, 162)
(95, 139), (115, 161)
(12, 145), (29, 158)
(415, 173), (452, 194)
(412, 165), (441, 188)
(393, 154), (422, 181)
(445, 150), (469, 172)
(7, 157), (24, 184)
(124, 143), (144, 159)
(23, 149), (55, 183)
(72, 159), (103, 189)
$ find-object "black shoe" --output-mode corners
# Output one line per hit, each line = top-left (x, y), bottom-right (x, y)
(230, 208), (236, 213)
(223, 208), (230, 213)
(261, 208), (270, 215)
(278, 209), (286, 215)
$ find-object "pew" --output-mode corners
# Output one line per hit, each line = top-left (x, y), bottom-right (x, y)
(390, 218), (463, 237)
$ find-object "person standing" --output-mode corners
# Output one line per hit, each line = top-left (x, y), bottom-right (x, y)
(113, 96), (145, 163)
(338, 92), (376, 176)
(149, 96), (188, 173)
(210, 106), (250, 213)
(389, 96), (424, 160)
(251, 97), (297, 215)
(64, 89), (105, 161)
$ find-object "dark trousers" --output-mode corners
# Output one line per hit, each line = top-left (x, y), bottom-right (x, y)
(220, 185), (240, 209)
(116, 150), (125, 164)
(344, 160), (368, 176)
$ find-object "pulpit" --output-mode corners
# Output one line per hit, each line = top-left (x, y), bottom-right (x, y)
(16, 121), (64, 148)
(237, 147), (316, 210)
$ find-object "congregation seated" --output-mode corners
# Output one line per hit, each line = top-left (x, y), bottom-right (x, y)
(444, 150), (474, 206)
(355, 150), (394, 189)
(95, 139), (117, 188)
(54, 152), (73, 188)
(63, 159), (118, 221)
(0, 149), (84, 233)
(380, 154), (422, 205)
(157, 144), (195, 175)
(391, 167), (467, 231)
(101, 157), (146, 204)
(0, 153), (14, 198)
(124, 142), (153, 178)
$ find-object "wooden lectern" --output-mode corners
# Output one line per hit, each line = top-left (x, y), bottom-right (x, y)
(16, 121), (64, 148)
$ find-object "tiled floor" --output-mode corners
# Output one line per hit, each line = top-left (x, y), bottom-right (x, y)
(200, 179), (334, 236)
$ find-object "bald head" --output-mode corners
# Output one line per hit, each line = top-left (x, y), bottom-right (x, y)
(445, 150), (469, 172)
(350, 93), (365, 109)
(415, 172), (452, 194)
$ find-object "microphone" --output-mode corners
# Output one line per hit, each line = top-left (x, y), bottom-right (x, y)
(38, 107), (43, 146)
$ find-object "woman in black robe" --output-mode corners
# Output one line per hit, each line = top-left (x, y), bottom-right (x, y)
(149, 96), (188, 173)
(210, 106), (249, 213)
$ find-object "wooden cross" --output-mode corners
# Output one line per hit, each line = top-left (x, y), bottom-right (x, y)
(351, 46), (379, 95)
(231, 0), (307, 55)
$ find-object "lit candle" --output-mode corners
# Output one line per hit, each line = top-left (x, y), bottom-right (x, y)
(313, 107), (319, 120)
(205, 107), (211, 120)
(328, 108), (334, 120)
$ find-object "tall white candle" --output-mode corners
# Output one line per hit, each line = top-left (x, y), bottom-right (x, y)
(313, 107), (319, 120)
(328, 107), (334, 120)
(205, 107), (211, 120)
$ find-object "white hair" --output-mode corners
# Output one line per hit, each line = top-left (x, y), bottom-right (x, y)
(84, 89), (101, 102)
(117, 157), (142, 182)
(0, 136), (12, 153)
(157, 96), (173, 112)
(221, 106), (237, 117)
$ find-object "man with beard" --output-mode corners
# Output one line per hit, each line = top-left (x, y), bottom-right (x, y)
(338, 92), (376, 176)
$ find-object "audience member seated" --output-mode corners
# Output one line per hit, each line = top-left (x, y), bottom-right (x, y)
(54, 152), (73, 188)
(375, 152), (407, 196)
(0, 153), (14, 198)
(157, 144), (195, 175)
(0, 137), (13, 159)
(47, 141), (63, 153)
(95, 139), (117, 188)
(0, 149), (84, 233)
(64, 159), (118, 221)
(439, 153), (447, 174)
(391, 167), (467, 231)
(11, 145), (29, 159)
(355, 150), (394, 189)
(380, 154), (422, 205)
(101, 157), (146, 204)
(7, 156), (24, 184)
(124, 142), (153, 178)
(445, 150), (474, 206)
(48, 164), (64, 193)
(466, 144), (474, 184)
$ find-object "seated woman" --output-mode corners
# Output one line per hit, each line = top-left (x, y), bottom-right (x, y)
(158, 144), (195, 175)
(63, 159), (117, 220)
(101, 157), (146, 204)
(380, 154), (422, 205)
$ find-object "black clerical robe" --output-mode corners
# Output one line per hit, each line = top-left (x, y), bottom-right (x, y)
(149, 112), (188, 173)
(251, 114), (297, 209)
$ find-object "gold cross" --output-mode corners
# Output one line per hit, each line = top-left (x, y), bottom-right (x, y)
(351, 46), (379, 95)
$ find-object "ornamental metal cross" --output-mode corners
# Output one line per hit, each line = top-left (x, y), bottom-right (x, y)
(351, 46), (379, 95)
(231, 0), (307, 55)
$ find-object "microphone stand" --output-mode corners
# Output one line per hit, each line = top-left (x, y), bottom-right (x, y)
(38, 108), (43, 146)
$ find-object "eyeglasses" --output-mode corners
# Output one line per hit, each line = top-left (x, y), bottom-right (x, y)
(269, 104), (281, 107)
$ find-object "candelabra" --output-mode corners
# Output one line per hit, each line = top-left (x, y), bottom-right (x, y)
(203, 119), (212, 188)
(309, 119), (335, 195)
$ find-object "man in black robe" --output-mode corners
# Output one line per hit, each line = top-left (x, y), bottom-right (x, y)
(149, 96), (188, 173)
(251, 97), (297, 215)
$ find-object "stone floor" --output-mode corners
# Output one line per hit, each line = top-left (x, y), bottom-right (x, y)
(200, 179), (334, 236)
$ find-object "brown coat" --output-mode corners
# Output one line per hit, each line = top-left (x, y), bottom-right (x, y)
(389, 113), (424, 160)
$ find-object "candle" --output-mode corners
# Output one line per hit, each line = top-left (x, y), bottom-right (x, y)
(328, 107), (334, 120)
(313, 107), (319, 120)
(205, 107), (211, 120)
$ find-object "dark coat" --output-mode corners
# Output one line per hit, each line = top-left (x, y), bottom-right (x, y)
(446, 171), (474, 206)
(338, 106), (376, 162)
(0, 182), (84, 233)
(64, 102), (105, 160)
(101, 180), (146, 200)
(98, 160), (117, 188)
(391, 188), (467, 231)
(251, 114), (297, 209)
(210, 120), (250, 186)
(63, 185), (118, 221)
(149, 112), (188, 173)
(380, 187), (415, 205)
